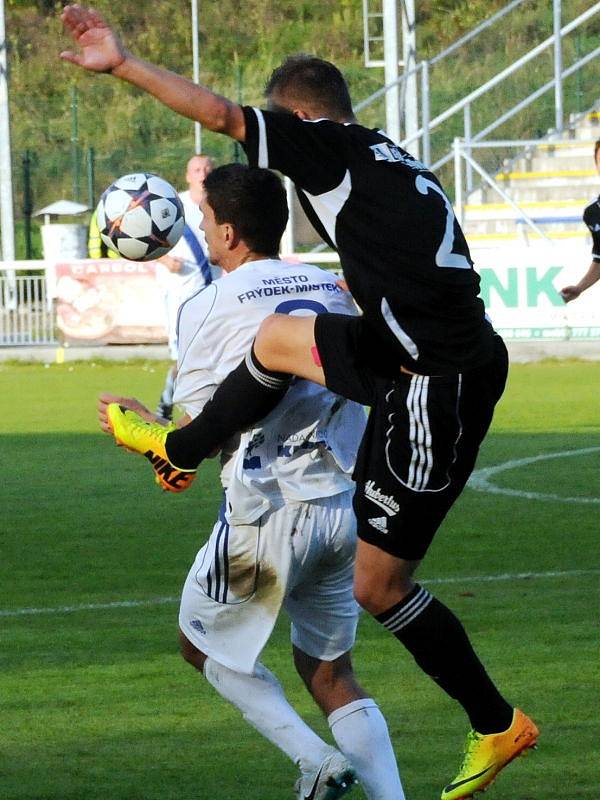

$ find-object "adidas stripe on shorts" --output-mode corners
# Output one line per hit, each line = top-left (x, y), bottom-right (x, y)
(314, 313), (509, 561)
(179, 491), (358, 674)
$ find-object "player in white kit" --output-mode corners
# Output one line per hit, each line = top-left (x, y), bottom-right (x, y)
(100, 164), (405, 800)
(155, 154), (217, 420)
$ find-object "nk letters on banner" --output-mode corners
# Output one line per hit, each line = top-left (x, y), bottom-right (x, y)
(472, 240), (600, 341)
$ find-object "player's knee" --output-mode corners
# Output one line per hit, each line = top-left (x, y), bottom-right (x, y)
(354, 549), (419, 613)
(295, 649), (362, 714)
(179, 629), (207, 672)
(294, 647), (349, 690)
(353, 575), (411, 615)
(254, 314), (286, 366)
(353, 562), (387, 612)
(353, 577), (383, 614)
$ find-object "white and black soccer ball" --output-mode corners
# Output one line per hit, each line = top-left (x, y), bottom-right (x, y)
(96, 173), (185, 261)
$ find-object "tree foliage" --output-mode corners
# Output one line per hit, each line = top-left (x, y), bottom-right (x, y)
(4, 0), (599, 257)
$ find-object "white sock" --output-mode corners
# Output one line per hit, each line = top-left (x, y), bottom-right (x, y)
(203, 658), (333, 775)
(328, 699), (406, 800)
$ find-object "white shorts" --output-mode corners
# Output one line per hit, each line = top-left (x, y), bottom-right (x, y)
(179, 491), (358, 674)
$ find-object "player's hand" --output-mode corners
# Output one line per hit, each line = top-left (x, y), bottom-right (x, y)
(97, 393), (153, 434)
(60, 5), (127, 74)
(560, 285), (580, 303)
(158, 254), (185, 273)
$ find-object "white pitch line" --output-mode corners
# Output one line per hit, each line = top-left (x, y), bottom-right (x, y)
(468, 446), (600, 504)
(1, 569), (598, 618)
(424, 568), (600, 585)
(0, 596), (179, 618)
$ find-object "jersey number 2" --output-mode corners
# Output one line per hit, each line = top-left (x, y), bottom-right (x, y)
(415, 175), (471, 270)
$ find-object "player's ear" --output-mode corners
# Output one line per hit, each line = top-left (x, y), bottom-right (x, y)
(222, 222), (239, 249)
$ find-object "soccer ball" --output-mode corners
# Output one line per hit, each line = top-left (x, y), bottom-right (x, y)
(96, 173), (185, 261)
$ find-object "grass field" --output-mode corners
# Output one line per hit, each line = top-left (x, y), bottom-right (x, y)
(2, 358), (599, 800)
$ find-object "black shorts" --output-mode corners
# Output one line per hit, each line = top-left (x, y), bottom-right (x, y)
(314, 314), (508, 561)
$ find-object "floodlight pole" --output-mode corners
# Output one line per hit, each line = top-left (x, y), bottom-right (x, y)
(0, 0), (16, 261)
(383, 0), (400, 143)
(191, 0), (202, 154)
(401, 0), (418, 156)
(553, 0), (563, 133)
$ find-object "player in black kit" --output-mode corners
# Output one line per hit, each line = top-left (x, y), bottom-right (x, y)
(561, 138), (600, 303)
(61, 7), (539, 798)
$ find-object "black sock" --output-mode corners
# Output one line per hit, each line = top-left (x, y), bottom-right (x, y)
(166, 347), (290, 470)
(376, 585), (513, 734)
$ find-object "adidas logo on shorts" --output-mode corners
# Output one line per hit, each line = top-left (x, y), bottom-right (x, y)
(368, 516), (388, 534)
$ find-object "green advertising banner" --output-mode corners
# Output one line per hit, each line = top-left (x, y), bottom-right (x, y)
(472, 241), (600, 340)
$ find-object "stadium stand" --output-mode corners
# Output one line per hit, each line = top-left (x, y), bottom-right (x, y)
(464, 107), (600, 243)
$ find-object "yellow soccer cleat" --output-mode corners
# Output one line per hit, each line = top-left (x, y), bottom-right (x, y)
(441, 709), (539, 800)
(106, 403), (196, 493)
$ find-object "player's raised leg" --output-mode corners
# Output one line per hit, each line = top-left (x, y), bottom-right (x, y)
(103, 313), (322, 485)
(164, 309), (375, 475)
(164, 313), (323, 469)
(105, 402), (196, 492)
(98, 314), (299, 489)
(103, 306), (373, 493)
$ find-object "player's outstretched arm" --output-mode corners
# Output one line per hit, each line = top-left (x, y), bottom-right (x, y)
(560, 284), (581, 303)
(560, 260), (600, 303)
(60, 4), (245, 140)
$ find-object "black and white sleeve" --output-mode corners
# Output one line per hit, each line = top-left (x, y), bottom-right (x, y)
(242, 106), (347, 196)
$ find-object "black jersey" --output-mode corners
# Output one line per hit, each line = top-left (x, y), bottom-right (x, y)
(583, 196), (600, 262)
(242, 106), (494, 375)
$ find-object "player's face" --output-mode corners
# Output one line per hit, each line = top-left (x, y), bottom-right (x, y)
(187, 156), (213, 192)
(199, 197), (227, 267)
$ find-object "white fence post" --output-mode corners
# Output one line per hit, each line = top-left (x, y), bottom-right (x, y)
(453, 138), (464, 227)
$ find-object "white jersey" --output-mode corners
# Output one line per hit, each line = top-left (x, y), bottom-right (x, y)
(155, 191), (217, 358)
(173, 258), (366, 524)
(167, 190), (209, 267)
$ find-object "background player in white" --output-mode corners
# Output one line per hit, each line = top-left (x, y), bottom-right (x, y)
(560, 139), (600, 303)
(99, 164), (405, 800)
(155, 154), (217, 420)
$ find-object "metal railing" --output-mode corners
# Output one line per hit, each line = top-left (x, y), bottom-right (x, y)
(439, 44), (600, 195)
(452, 138), (557, 239)
(453, 136), (599, 245)
(0, 268), (56, 346)
(423, 5), (599, 174)
(355, 1), (600, 195)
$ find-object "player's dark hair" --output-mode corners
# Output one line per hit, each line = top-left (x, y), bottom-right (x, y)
(594, 139), (600, 162)
(265, 55), (354, 120)
(204, 164), (288, 255)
